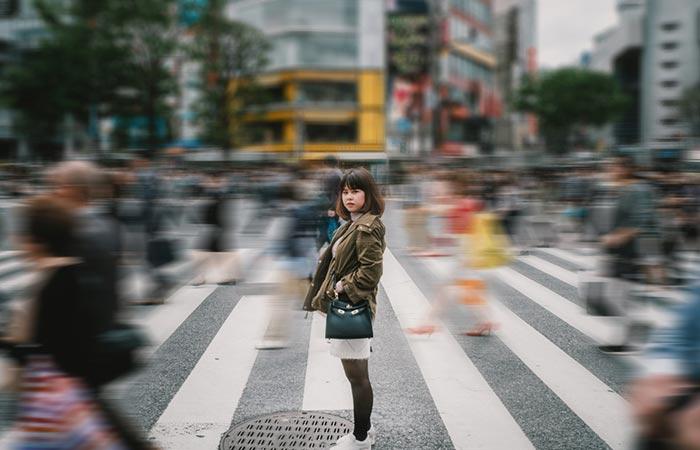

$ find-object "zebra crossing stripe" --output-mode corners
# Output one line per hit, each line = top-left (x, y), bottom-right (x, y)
(493, 267), (619, 345)
(538, 248), (597, 271)
(489, 298), (633, 449)
(149, 295), (267, 450)
(383, 250), (534, 450)
(518, 255), (579, 286)
(302, 313), (354, 411)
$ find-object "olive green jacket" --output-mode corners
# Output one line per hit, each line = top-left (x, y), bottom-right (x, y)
(303, 213), (386, 318)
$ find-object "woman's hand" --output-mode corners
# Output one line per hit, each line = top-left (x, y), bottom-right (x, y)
(334, 280), (344, 294)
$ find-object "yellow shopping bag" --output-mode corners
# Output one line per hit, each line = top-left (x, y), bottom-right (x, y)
(466, 213), (511, 269)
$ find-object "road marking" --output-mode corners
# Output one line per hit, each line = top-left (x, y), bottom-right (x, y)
(489, 298), (633, 449)
(538, 248), (597, 271)
(492, 267), (618, 344)
(518, 255), (579, 286)
(136, 285), (218, 351)
(383, 250), (533, 450)
(302, 313), (353, 411)
(149, 295), (266, 450)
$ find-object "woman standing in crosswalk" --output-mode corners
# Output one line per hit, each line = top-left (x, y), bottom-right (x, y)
(304, 167), (386, 450)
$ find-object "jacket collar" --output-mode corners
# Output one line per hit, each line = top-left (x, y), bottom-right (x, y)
(353, 213), (379, 227)
(329, 213), (380, 247)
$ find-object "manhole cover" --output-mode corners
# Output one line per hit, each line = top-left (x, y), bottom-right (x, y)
(220, 411), (352, 449)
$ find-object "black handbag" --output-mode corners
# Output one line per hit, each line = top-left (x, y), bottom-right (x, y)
(325, 295), (373, 340)
(88, 323), (149, 385)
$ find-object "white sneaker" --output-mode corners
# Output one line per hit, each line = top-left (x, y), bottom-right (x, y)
(330, 433), (371, 449)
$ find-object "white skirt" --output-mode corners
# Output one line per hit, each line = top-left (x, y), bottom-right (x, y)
(329, 338), (371, 360)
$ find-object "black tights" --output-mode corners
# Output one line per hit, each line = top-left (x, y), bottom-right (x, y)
(341, 359), (373, 442)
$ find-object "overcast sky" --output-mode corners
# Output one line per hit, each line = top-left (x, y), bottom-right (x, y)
(537, 0), (618, 68)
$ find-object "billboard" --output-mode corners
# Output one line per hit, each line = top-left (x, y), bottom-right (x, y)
(386, 5), (432, 156)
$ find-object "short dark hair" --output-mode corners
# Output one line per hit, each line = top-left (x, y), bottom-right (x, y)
(336, 167), (384, 220)
(22, 196), (77, 257)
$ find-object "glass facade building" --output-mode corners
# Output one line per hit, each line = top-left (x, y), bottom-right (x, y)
(228, 0), (385, 159)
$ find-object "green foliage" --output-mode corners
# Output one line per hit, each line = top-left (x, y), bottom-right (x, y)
(189, 0), (269, 154)
(0, 0), (179, 158)
(513, 68), (629, 153)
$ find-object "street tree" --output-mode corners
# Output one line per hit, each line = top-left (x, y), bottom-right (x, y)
(513, 68), (628, 154)
(1, 0), (179, 159)
(189, 0), (269, 159)
(109, 0), (180, 157)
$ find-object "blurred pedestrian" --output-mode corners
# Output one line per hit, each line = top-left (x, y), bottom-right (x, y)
(317, 155), (343, 251)
(408, 176), (505, 337)
(597, 155), (659, 353)
(48, 161), (121, 330)
(629, 286), (700, 449)
(192, 173), (237, 285)
(304, 167), (386, 449)
(257, 177), (317, 350)
(1, 196), (129, 449)
(402, 164), (430, 255)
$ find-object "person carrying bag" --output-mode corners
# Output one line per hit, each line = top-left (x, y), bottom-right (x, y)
(304, 167), (385, 450)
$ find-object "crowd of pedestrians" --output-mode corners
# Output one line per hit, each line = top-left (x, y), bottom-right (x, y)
(0, 154), (699, 448)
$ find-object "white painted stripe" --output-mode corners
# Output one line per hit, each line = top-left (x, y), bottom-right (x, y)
(149, 295), (267, 450)
(423, 255), (644, 370)
(519, 255), (579, 286)
(0, 251), (21, 261)
(0, 271), (34, 293)
(488, 297), (633, 449)
(383, 250), (533, 450)
(492, 267), (619, 344)
(539, 248), (598, 271)
(0, 259), (23, 275)
(302, 313), (353, 411)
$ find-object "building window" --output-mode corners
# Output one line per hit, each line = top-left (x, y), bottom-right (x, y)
(297, 82), (357, 104)
(448, 53), (492, 84)
(661, 42), (679, 50)
(263, 0), (357, 30)
(297, 33), (358, 67)
(660, 80), (679, 88)
(660, 22), (680, 31)
(661, 61), (679, 69)
(246, 122), (285, 144)
(660, 117), (679, 126)
(661, 99), (679, 107)
(305, 122), (357, 142)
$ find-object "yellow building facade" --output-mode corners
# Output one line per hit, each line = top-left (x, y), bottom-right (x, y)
(229, 0), (387, 160)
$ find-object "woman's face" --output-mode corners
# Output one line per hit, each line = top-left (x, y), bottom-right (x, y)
(342, 186), (366, 214)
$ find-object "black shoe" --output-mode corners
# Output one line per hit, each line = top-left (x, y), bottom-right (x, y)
(597, 344), (638, 355)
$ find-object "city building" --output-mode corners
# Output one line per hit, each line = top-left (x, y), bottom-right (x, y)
(438, 0), (501, 157)
(641, 0), (700, 150)
(591, 0), (700, 156)
(493, 0), (537, 152)
(590, 0), (644, 147)
(385, 0), (432, 158)
(227, 0), (385, 161)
